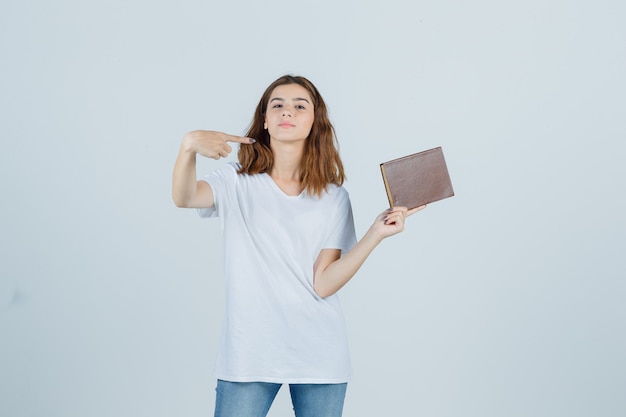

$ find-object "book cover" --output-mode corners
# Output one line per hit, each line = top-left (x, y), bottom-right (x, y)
(380, 147), (454, 209)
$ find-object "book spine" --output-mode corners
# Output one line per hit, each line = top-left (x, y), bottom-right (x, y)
(380, 164), (394, 208)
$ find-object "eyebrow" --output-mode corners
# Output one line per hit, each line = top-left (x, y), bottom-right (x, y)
(269, 97), (311, 104)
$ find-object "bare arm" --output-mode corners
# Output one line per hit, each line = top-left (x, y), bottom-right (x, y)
(172, 130), (255, 208)
(313, 206), (426, 298)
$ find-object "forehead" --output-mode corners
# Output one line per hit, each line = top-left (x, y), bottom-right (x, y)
(269, 83), (313, 102)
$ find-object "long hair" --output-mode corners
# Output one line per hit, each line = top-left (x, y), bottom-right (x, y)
(237, 75), (346, 197)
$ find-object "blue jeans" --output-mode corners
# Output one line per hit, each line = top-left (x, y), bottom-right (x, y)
(214, 379), (347, 417)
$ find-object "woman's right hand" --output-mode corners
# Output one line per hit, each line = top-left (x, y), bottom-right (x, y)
(182, 130), (256, 160)
(172, 131), (255, 208)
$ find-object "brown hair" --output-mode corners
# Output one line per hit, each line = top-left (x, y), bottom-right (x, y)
(237, 75), (346, 197)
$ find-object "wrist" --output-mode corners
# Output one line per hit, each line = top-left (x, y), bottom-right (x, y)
(181, 132), (198, 154)
(364, 225), (385, 246)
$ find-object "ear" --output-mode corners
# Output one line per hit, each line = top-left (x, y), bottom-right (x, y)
(263, 122), (268, 129)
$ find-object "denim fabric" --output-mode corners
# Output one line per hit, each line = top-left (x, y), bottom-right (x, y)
(214, 380), (347, 417)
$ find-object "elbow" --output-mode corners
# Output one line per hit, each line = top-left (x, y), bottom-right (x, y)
(172, 193), (190, 208)
(313, 282), (336, 299)
(315, 289), (333, 299)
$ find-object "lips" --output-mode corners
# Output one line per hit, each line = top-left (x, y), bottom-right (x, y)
(278, 122), (295, 128)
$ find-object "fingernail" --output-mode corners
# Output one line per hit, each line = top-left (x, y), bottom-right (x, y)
(249, 138), (256, 143)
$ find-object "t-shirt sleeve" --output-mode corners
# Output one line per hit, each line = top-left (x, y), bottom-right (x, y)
(322, 188), (357, 254)
(197, 162), (238, 219)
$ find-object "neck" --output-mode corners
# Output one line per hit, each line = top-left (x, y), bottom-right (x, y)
(269, 140), (304, 181)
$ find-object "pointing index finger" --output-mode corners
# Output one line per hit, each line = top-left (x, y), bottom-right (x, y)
(225, 134), (256, 144)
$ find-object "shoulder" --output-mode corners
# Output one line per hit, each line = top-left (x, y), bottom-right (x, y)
(223, 161), (241, 173)
(319, 184), (352, 209)
(207, 161), (241, 178)
(201, 162), (243, 192)
(325, 183), (351, 199)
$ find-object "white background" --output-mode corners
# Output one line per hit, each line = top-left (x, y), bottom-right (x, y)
(1, 0), (624, 416)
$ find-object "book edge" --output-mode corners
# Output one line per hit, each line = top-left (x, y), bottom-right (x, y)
(379, 163), (394, 207)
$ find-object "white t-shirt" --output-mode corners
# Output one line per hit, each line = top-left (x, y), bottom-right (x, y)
(198, 162), (357, 383)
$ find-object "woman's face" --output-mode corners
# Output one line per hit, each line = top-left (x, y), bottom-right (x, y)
(264, 83), (315, 144)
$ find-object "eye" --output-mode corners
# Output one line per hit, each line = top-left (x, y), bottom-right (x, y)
(272, 103), (283, 109)
(296, 104), (306, 110)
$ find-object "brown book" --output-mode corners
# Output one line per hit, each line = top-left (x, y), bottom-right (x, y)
(380, 147), (454, 209)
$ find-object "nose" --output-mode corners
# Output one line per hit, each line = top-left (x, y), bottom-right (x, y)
(282, 107), (292, 117)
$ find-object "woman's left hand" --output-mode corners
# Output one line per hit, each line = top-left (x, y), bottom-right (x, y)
(370, 205), (426, 240)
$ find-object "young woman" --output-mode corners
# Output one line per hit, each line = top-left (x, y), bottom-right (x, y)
(172, 75), (424, 417)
